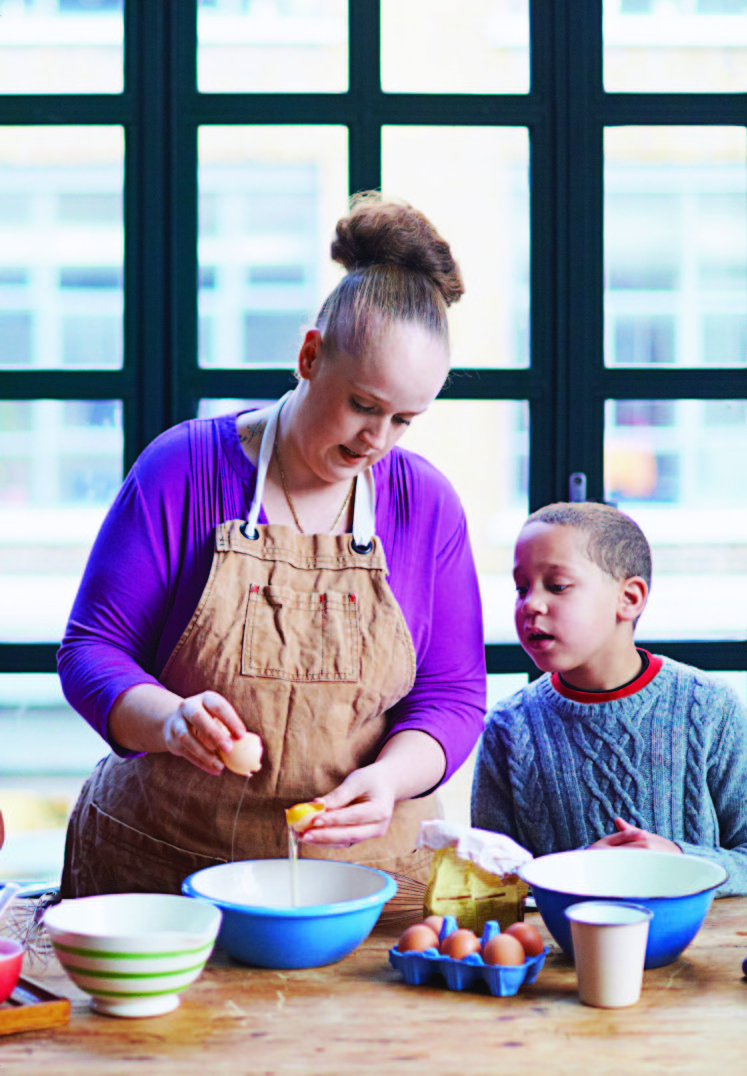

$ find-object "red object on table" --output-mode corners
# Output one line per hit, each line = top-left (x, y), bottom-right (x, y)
(0, 939), (24, 1004)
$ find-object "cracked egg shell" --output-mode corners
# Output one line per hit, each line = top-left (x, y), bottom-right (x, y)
(219, 731), (263, 776)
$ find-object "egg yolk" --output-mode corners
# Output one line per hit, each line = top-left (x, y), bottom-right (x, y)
(285, 801), (325, 832)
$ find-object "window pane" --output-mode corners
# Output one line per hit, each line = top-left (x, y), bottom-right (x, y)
(604, 0), (747, 92)
(0, 400), (123, 644)
(0, 127), (124, 370)
(381, 0), (529, 94)
(0, 676), (107, 779)
(0, 0), (123, 94)
(198, 0), (348, 93)
(0, 674), (107, 884)
(198, 126), (348, 369)
(712, 671), (747, 704)
(605, 127), (747, 368)
(401, 400), (529, 644)
(605, 398), (747, 641)
(383, 127), (530, 369)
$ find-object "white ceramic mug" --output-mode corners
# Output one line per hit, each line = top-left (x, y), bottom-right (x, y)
(564, 900), (653, 1008)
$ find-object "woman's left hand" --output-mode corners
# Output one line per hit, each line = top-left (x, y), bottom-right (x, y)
(589, 816), (682, 854)
(299, 729), (447, 849)
(299, 762), (396, 848)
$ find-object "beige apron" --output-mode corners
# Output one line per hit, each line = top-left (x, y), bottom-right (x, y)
(62, 396), (439, 897)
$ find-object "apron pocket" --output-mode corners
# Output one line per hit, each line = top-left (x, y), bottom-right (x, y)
(242, 583), (360, 682)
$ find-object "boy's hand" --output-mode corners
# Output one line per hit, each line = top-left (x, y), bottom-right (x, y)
(589, 817), (682, 854)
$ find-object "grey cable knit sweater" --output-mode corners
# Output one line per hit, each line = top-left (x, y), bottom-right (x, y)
(471, 657), (747, 895)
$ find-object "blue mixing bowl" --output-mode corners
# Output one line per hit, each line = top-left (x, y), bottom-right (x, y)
(182, 859), (396, 969)
(520, 850), (727, 969)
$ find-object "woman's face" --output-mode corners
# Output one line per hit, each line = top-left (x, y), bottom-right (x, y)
(293, 320), (449, 485)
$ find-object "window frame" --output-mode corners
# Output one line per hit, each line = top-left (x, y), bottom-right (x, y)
(0, 0), (745, 679)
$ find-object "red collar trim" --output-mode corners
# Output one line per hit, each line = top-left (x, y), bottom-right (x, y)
(551, 651), (663, 704)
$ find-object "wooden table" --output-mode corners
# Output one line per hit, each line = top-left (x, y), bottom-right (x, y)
(2, 898), (747, 1075)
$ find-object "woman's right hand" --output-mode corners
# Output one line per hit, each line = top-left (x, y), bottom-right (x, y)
(162, 691), (249, 775)
(108, 684), (249, 775)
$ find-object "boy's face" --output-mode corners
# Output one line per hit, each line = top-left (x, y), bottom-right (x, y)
(513, 522), (640, 689)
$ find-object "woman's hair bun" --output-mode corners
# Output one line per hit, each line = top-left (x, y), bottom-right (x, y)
(330, 192), (464, 307)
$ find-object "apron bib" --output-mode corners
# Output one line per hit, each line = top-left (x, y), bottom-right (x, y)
(62, 396), (439, 897)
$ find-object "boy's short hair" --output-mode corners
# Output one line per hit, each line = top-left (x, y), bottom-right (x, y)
(525, 502), (652, 590)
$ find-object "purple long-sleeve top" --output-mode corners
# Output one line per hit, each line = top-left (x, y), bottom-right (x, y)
(57, 412), (487, 785)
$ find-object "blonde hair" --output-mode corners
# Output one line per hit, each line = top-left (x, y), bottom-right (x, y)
(316, 192), (464, 356)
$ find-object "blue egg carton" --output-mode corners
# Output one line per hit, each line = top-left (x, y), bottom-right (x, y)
(388, 916), (548, 998)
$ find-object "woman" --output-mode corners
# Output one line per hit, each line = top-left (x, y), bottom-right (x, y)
(58, 194), (487, 896)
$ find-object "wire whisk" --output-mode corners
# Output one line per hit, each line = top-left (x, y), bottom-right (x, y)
(376, 871), (427, 931)
(2, 894), (57, 968)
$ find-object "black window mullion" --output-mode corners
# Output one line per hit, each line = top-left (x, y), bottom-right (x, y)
(604, 94), (747, 127)
(348, 0), (382, 195)
(0, 95), (132, 126)
(168, 0), (199, 427)
(603, 368), (747, 400)
(0, 644), (58, 675)
(485, 644), (539, 677)
(528, 0), (566, 512)
(636, 642), (747, 672)
(438, 371), (545, 401)
(124, 0), (173, 467)
(0, 371), (132, 400)
(559, 0), (606, 506)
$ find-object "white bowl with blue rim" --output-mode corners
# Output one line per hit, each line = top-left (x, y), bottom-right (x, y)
(519, 849), (727, 968)
(43, 893), (222, 1017)
(182, 859), (397, 968)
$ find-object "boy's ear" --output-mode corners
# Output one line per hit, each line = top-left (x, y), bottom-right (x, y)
(617, 576), (648, 623)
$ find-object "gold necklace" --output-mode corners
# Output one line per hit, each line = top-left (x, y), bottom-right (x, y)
(274, 441), (354, 535)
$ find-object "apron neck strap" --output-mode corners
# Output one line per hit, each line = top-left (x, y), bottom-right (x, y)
(351, 467), (375, 551)
(244, 392), (376, 547)
(244, 391), (289, 536)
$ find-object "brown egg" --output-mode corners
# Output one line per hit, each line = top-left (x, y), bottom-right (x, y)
(440, 929), (481, 960)
(398, 924), (440, 952)
(482, 933), (526, 966)
(423, 915), (444, 937)
(505, 921), (545, 957)
(219, 731), (263, 776)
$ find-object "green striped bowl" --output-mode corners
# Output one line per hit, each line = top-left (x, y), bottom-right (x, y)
(44, 893), (222, 1018)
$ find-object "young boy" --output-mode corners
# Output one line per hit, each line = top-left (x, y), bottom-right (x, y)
(471, 502), (747, 893)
